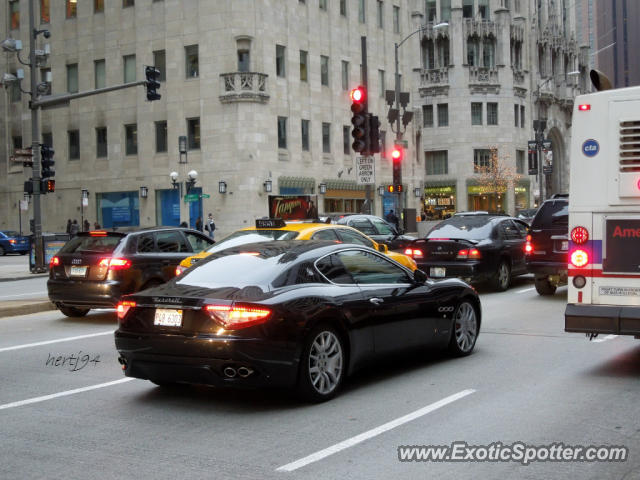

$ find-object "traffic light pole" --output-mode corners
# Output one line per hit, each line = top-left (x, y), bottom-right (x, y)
(360, 37), (372, 215)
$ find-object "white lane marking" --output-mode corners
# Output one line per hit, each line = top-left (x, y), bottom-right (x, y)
(0, 330), (114, 353)
(0, 291), (48, 299)
(0, 378), (135, 411)
(516, 287), (535, 293)
(276, 389), (476, 472)
(592, 334), (618, 343)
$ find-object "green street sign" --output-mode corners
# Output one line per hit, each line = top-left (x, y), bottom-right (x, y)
(184, 194), (199, 202)
(200, 194), (210, 199)
(399, 140), (409, 148)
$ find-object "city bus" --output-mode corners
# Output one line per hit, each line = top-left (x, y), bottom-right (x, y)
(564, 71), (640, 340)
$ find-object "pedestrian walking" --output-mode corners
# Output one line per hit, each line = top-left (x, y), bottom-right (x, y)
(195, 216), (203, 232)
(66, 219), (72, 234)
(69, 219), (79, 237)
(385, 209), (399, 230)
(205, 213), (216, 240)
(94, 222), (101, 229)
(83, 219), (90, 232)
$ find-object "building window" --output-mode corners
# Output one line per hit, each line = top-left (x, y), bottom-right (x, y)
(185, 45), (199, 78)
(514, 105), (519, 127)
(123, 55), (136, 83)
(95, 0), (104, 13)
(437, 104), (448, 127)
(478, 0), (489, 19)
(41, 0), (50, 23)
(322, 123), (331, 153)
(300, 51), (308, 82)
(67, 64), (78, 93)
(342, 61), (349, 90)
(123, 0), (134, 7)
(321, 55), (329, 86)
(340, 0), (347, 15)
(377, 1), (384, 28)
(94, 60), (106, 89)
(96, 127), (107, 158)
(302, 120), (310, 152)
(155, 121), (167, 153)
(471, 102), (482, 125)
(66, 0), (76, 18)
(437, 38), (450, 67)
(474, 149), (491, 172)
(125, 124), (138, 155)
(10, 1), (20, 29)
(320, 0), (327, 11)
(423, 105), (433, 127)
(426, 0), (436, 21)
(440, 0), (451, 21)
(187, 118), (200, 150)
(153, 50), (166, 81)
(278, 116), (287, 149)
(238, 49), (250, 72)
(379, 69), (385, 97)
(68, 130), (80, 160)
(462, 0), (473, 18)
(393, 5), (400, 33)
(358, 0), (365, 23)
(520, 105), (525, 128)
(516, 150), (525, 174)
(514, 0), (520, 13)
(425, 151), (448, 175)
(276, 45), (286, 78)
(343, 126), (350, 155)
(487, 102), (498, 125)
(483, 39), (495, 68)
(12, 136), (22, 151)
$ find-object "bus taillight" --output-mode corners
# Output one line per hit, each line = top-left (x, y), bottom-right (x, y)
(570, 249), (589, 268)
(570, 226), (589, 245)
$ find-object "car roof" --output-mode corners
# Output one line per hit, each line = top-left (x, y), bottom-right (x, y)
(81, 226), (203, 237)
(238, 222), (377, 238)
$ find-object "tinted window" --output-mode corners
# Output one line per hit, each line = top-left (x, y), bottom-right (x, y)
(311, 229), (340, 241)
(337, 250), (411, 284)
(316, 253), (355, 284)
(370, 218), (395, 235)
(349, 219), (377, 235)
(205, 230), (299, 254)
(531, 201), (568, 229)
(336, 229), (375, 248)
(500, 220), (520, 240)
(137, 233), (155, 253)
(156, 231), (189, 253)
(185, 232), (210, 252)
(428, 217), (495, 241)
(59, 235), (122, 254)
(273, 261), (326, 288)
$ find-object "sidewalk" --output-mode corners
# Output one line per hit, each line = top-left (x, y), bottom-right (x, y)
(0, 256), (55, 318)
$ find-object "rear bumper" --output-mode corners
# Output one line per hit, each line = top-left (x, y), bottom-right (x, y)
(3, 244), (29, 253)
(114, 330), (299, 388)
(526, 260), (568, 277)
(565, 303), (640, 336)
(416, 260), (489, 283)
(47, 278), (122, 308)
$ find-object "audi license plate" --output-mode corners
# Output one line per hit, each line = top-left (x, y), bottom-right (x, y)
(69, 266), (87, 277)
(154, 308), (183, 327)
(430, 267), (446, 278)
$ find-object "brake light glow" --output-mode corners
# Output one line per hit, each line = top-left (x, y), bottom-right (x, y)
(99, 257), (132, 270)
(204, 304), (272, 330)
(403, 248), (424, 258)
(578, 104), (591, 111)
(457, 248), (481, 259)
(570, 226), (589, 245)
(50, 256), (60, 267)
(570, 249), (589, 268)
(89, 231), (107, 236)
(175, 265), (186, 276)
(116, 300), (136, 320)
(524, 234), (533, 254)
(9, 239), (16, 244)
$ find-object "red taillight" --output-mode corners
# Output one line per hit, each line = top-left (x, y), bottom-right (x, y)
(204, 304), (272, 330)
(571, 226), (589, 245)
(175, 265), (186, 276)
(116, 300), (136, 320)
(403, 248), (423, 259)
(524, 234), (533, 255)
(578, 104), (591, 111)
(457, 248), (481, 259)
(99, 257), (131, 270)
(50, 256), (60, 267)
(89, 231), (107, 236)
(9, 239), (16, 244)
(570, 249), (589, 267)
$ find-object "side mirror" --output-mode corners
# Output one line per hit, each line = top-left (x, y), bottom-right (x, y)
(413, 269), (427, 284)
(377, 243), (389, 254)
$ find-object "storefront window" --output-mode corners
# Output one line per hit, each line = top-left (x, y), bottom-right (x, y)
(514, 183), (530, 210)
(423, 185), (456, 219)
(97, 191), (140, 228)
(467, 185), (506, 213)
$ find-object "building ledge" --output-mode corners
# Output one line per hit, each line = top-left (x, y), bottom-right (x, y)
(219, 72), (269, 104)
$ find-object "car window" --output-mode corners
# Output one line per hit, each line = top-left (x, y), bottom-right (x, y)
(59, 235), (122, 254)
(513, 220), (529, 237)
(428, 216), (495, 241)
(336, 229), (375, 248)
(370, 218), (395, 235)
(531, 200), (568, 229)
(205, 230), (299, 254)
(315, 253), (356, 284)
(273, 261), (326, 287)
(349, 219), (377, 235)
(500, 220), (520, 240)
(184, 232), (211, 253)
(156, 231), (190, 253)
(137, 233), (155, 253)
(311, 229), (340, 241)
(337, 250), (411, 284)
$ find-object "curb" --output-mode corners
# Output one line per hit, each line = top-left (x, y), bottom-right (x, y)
(0, 274), (48, 283)
(0, 301), (57, 318)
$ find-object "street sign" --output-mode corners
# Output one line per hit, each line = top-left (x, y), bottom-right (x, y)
(184, 194), (199, 202)
(14, 148), (32, 157)
(200, 194), (210, 199)
(398, 140), (408, 148)
(356, 156), (375, 185)
(19, 200), (28, 211)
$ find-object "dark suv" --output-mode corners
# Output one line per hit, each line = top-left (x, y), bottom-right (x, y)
(525, 195), (569, 295)
(48, 227), (213, 317)
(336, 214), (415, 251)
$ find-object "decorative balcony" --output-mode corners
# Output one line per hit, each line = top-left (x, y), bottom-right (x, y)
(219, 72), (269, 104)
(463, 19), (496, 38)
(418, 67), (450, 97)
(468, 66), (499, 94)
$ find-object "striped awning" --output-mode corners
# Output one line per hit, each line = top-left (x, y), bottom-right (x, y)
(278, 176), (316, 190)
(323, 179), (366, 191)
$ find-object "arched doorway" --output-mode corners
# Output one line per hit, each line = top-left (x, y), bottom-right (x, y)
(545, 126), (566, 197)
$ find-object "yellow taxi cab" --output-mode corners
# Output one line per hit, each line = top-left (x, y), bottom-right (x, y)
(175, 218), (417, 275)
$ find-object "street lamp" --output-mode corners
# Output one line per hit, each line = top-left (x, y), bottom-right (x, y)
(170, 171), (180, 189)
(414, 187), (422, 198)
(140, 186), (148, 198)
(263, 179), (272, 193)
(186, 170), (198, 193)
(218, 181), (227, 194)
(318, 183), (327, 195)
(378, 185), (386, 196)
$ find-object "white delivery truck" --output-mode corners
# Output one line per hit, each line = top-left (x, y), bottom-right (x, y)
(565, 71), (640, 339)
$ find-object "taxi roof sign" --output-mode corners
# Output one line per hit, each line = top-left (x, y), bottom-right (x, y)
(255, 218), (286, 228)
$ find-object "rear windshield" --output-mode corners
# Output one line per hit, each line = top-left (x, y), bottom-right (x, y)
(427, 217), (495, 240)
(58, 235), (123, 254)
(531, 201), (568, 229)
(204, 230), (299, 254)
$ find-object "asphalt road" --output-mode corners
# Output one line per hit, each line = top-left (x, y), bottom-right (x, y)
(1, 277), (639, 480)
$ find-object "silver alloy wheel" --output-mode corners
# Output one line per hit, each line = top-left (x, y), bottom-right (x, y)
(308, 331), (343, 395)
(454, 303), (478, 353)
(498, 262), (510, 289)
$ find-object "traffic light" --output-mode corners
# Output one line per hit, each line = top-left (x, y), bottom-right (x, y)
(391, 145), (403, 186)
(386, 184), (403, 193)
(41, 179), (55, 193)
(350, 86), (369, 154)
(369, 115), (380, 154)
(40, 145), (55, 180)
(145, 66), (161, 101)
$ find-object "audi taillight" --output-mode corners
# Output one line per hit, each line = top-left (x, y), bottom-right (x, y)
(204, 304), (272, 330)
(570, 226), (589, 245)
(570, 249), (589, 268)
(99, 257), (132, 270)
(50, 256), (60, 267)
(457, 248), (481, 259)
(116, 300), (136, 320)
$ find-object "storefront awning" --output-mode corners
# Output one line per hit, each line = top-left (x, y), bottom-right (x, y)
(323, 179), (366, 191)
(278, 176), (316, 191)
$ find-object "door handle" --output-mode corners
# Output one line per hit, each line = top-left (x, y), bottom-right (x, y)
(369, 297), (384, 305)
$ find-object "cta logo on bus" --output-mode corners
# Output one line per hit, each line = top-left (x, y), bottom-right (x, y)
(582, 139), (599, 157)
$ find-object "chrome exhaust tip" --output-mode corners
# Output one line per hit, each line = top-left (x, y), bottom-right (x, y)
(237, 367), (254, 378)
(223, 367), (237, 378)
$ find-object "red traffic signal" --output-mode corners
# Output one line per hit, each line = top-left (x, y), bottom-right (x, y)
(391, 145), (403, 160)
(350, 86), (366, 104)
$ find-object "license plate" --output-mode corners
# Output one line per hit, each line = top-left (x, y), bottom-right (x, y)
(69, 266), (87, 276)
(560, 240), (568, 251)
(154, 308), (183, 327)
(430, 267), (446, 278)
